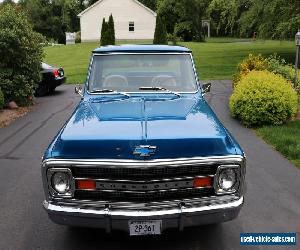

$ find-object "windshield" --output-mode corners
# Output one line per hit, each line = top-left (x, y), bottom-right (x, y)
(88, 54), (198, 93)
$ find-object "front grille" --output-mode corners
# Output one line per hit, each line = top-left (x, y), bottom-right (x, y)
(75, 188), (214, 202)
(73, 164), (217, 180)
(72, 163), (217, 202)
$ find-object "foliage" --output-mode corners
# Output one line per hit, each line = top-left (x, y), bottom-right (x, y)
(100, 18), (109, 46)
(233, 54), (268, 85)
(233, 54), (298, 87)
(266, 55), (297, 85)
(0, 88), (4, 110)
(0, 5), (44, 106)
(75, 31), (81, 43)
(19, 0), (81, 44)
(167, 33), (178, 45)
(108, 14), (116, 45)
(157, 0), (209, 42)
(174, 21), (193, 42)
(153, 14), (168, 45)
(230, 71), (298, 127)
(237, 0), (300, 39)
(138, 0), (157, 11)
(100, 16), (115, 46)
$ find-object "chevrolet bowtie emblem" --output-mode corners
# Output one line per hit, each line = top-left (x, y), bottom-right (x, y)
(133, 145), (157, 157)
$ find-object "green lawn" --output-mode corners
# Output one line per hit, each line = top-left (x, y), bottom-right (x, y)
(44, 38), (296, 84)
(256, 121), (300, 169)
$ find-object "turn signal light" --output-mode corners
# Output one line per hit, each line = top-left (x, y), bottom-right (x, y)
(193, 177), (212, 188)
(77, 180), (96, 190)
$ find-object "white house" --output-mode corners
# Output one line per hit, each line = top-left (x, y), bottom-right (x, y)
(78, 0), (157, 42)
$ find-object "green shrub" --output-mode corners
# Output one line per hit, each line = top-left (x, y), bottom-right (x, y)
(75, 31), (81, 43)
(100, 15), (115, 46)
(167, 33), (178, 45)
(233, 54), (268, 86)
(230, 71), (298, 127)
(0, 5), (44, 106)
(174, 21), (193, 42)
(108, 14), (116, 45)
(0, 88), (4, 110)
(153, 14), (167, 45)
(100, 18), (109, 46)
(266, 54), (297, 85)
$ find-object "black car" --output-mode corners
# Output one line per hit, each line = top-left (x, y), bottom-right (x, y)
(35, 63), (66, 97)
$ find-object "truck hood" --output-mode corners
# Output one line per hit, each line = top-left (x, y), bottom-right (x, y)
(47, 96), (242, 159)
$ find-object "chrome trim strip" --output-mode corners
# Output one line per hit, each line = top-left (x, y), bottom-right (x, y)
(50, 194), (239, 209)
(44, 196), (243, 217)
(75, 187), (213, 194)
(42, 155), (244, 167)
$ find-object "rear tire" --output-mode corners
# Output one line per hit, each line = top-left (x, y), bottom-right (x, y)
(49, 87), (56, 94)
(35, 85), (49, 97)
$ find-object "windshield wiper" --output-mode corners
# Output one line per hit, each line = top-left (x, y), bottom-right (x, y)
(90, 89), (130, 97)
(139, 87), (181, 97)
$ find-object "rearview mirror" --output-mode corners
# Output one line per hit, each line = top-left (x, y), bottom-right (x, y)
(202, 83), (211, 95)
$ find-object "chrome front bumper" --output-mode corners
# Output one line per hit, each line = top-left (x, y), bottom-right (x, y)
(43, 196), (243, 233)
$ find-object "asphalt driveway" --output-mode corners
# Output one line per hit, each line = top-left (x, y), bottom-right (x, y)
(0, 82), (299, 250)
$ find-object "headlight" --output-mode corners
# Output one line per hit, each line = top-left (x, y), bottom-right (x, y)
(218, 169), (236, 190)
(47, 168), (74, 198)
(214, 165), (240, 194)
(52, 172), (70, 194)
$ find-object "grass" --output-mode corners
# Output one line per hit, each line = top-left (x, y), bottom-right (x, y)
(44, 38), (297, 83)
(256, 121), (300, 169)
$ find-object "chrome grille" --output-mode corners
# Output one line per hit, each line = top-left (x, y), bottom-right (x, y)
(72, 164), (217, 180)
(72, 163), (217, 202)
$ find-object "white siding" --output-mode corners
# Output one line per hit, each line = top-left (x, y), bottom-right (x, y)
(79, 0), (156, 42)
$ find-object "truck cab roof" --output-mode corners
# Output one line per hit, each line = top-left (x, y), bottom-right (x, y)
(92, 45), (191, 54)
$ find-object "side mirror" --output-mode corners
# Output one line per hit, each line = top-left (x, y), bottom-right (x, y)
(75, 85), (83, 97)
(202, 83), (211, 95)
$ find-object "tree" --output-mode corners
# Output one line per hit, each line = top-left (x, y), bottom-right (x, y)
(0, 5), (44, 105)
(138, 0), (157, 11)
(100, 18), (110, 46)
(108, 14), (115, 45)
(153, 14), (168, 44)
(157, 0), (210, 42)
(19, 0), (81, 43)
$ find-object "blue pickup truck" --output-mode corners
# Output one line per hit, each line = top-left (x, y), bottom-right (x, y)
(42, 45), (246, 236)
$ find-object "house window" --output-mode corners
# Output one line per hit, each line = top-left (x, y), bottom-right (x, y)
(129, 21), (135, 32)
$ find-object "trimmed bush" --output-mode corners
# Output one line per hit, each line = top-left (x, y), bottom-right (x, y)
(75, 31), (81, 43)
(0, 5), (44, 106)
(0, 88), (4, 110)
(174, 21), (193, 42)
(100, 15), (115, 46)
(108, 14), (116, 45)
(267, 54), (297, 85)
(153, 15), (167, 45)
(233, 54), (268, 86)
(230, 71), (298, 127)
(100, 18), (109, 46)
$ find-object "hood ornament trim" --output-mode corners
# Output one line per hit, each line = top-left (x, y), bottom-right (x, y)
(133, 145), (157, 157)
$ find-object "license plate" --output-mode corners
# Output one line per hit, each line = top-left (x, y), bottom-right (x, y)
(129, 220), (162, 236)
